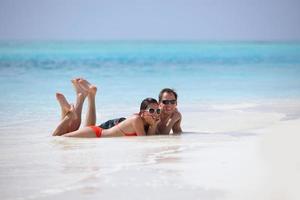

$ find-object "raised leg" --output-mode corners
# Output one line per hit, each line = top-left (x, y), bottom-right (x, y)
(71, 78), (89, 130)
(52, 104), (78, 136)
(79, 79), (98, 126)
(56, 93), (71, 120)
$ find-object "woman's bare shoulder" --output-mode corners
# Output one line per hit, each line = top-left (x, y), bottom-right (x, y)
(127, 114), (143, 123)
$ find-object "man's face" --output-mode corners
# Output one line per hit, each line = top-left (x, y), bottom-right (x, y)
(159, 92), (177, 115)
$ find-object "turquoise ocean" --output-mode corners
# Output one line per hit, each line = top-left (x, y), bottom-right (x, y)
(0, 41), (300, 134)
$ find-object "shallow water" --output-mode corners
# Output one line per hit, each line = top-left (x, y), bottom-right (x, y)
(0, 133), (266, 200)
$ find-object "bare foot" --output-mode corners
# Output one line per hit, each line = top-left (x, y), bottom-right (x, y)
(71, 78), (88, 97)
(89, 85), (97, 96)
(78, 79), (97, 96)
(56, 93), (71, 118)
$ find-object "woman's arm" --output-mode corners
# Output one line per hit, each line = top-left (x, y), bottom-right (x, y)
(147, 124), (157, 135)
(132, 117), (146, 136)
(147, 118), (161, 135)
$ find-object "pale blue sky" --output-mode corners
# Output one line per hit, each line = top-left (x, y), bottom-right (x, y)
(0, 0), (299, 41)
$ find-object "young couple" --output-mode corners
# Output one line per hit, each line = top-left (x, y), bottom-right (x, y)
(52, 78), (182, 138)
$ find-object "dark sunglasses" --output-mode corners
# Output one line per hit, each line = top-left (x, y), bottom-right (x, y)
(162, 99), (176, 105)
(146, 108), (161, 114)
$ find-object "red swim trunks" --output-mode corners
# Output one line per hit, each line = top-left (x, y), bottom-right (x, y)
(88, 126), (102, 137)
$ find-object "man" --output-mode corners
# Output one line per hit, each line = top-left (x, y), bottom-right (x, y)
(156, 88), (182, 134)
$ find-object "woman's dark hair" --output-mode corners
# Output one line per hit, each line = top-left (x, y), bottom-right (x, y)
(140, 98), (158, 111)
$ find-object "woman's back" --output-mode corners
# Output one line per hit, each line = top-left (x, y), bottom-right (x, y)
(101, 115), (144, 137)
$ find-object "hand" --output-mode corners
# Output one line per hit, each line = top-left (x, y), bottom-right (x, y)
(153, 117), (161, 126)
(171, 110), (181, 122)
(149, 115), (161, 127)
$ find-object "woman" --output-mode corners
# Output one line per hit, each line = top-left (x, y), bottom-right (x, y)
(52, 78), (161, 138)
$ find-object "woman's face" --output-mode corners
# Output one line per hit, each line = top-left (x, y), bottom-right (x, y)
(142, 103), (160, 125)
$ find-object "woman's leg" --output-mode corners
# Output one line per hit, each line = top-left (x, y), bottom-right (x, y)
(79, 79), (97, 126)
(63, 126), (98, 138)
(71, 78), (89, 130)
(52, 104), (77, 136)
(56, 93), (71, 120)
(52, 103), (98, 138)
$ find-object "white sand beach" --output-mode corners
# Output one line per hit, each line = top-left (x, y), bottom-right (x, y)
(1, 100), (299, 200)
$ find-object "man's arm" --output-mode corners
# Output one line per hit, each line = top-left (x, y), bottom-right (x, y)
(172, 118), (182, 134)
(157, 111), (182, 135)
(171, 112), (182, 134)
(157, 117), (173, 135)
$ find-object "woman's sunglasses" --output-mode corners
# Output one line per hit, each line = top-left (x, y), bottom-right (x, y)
(162, 99), (176, 105)
(146, 108), (161, 114)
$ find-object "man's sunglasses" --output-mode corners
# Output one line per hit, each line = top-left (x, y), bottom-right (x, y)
(162, 100), (176, 105)
(146, 108), (161, 114)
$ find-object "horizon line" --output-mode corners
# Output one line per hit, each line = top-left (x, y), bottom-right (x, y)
(1, 39), (300, 43)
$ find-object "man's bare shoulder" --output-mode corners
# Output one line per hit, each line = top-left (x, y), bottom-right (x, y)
(172, 110), (182, 121)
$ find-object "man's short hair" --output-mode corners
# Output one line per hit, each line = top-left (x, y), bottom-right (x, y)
(158, 88), (178, 102)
